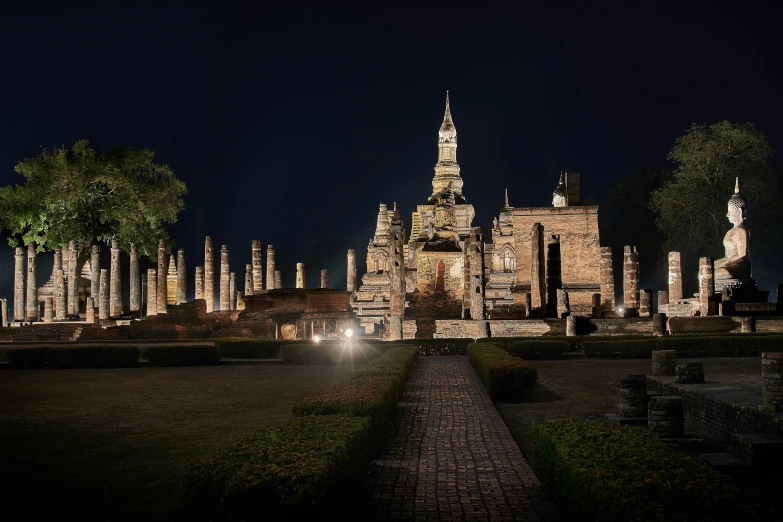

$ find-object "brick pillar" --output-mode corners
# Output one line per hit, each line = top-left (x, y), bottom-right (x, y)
(622, 246), (639, 315)
(130, 244), (140, 312)
(99, 268), (109, 321)
(1, 298), (8, 326)
(274, 270), (282, 289)
(229, 272), (236, 310)
(86, 296), (96, 323)
(177, 249), (187, 305)
(347, 249), (356, 292)
(90, 245), (100, 301)
(157, 240), (168, 313)
(668, 251), (683, 301)
(468, 227), (486, 320)
(698, 257), (714, 316)
(110, 240), (121, 317)
(167, 254), (177, 305)
(523, 293), (532, 318)
(26, 243), (38, 321)
(652, 313), (667, 336)
(204, 237), (215, 312)
(140, 273), (146, 315)
(657, 290), (669, 310)
(266, 245), (276, 290)
(530, 223), (546, 316)
(252, 240), (263, 294)
(53, 247), (65, 321)
(321, 269), (328, 289)
(67, 241), (78, 316)
(566, 315), (576, 336)
(296, 263), (305, 289)
(236, 291), (245, 311)
(147, 268), (157, 316)
(389, 219), (406, 340)
(14, 247), (24, 322)
(599, 246), (615, 313)
(43, 296), (54, 323)
(245, 264), (254, 296)
(556, 289), (569, 318)
(220, 245), (230, 310)
(639, 289), (652, 318)
(195, 266), (204, 300)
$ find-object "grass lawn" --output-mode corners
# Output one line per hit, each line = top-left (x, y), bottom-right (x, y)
(0, 363), (351, 521)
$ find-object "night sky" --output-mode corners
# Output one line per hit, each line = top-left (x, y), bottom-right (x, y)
(1, 3), (782, 297)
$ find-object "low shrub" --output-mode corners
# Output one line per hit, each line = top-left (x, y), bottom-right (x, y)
(7, 345), (140, 369)
(532, 418), (773, 521)
(468, 343), (538, 401)
(582, 335), (783, 358)
(213, 337), (286, 358)
(410, 338), (474, 356)
(142, 344), (220, 366)
(279, 342), (381, 365)
(183, 415), (372, 521)
(504, 340), (569, 359)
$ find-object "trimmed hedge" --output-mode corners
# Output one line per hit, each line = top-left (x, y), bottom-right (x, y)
(7, 345), (140, 369)
(279, 342), (382, 365)
(532, 419), (773, 521)
(411, 338), (474, 356)
(468, 343), (538, 401)
(142, 344), (221, 366)
(183, 415), (372, 521)
(583, 335), (783, 358)
(213, 337), (286, 358)
(504, 340), (569, 360)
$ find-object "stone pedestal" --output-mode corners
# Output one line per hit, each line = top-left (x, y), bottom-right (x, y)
(698, 257), (714, 316)
(652, 313), (666, 336)
(204, 237), (215, 313)
(67, 241), (78, 316)
(619, 374), (647, 418)
(556, 289), (569, 318)
(147, 269), (157, 316)
(110, 240), (121, 317)
(252, 240), (263, 294)
(130, 244), (140, 312)
(652, 350), (677, 376)
(99, 269), (109, 321)
(195, 266), (204, 300)
(566, 315), (576, 337)
(599, 246), (615, 313)
(675, 361), (704, 384)
(622, 245), (639, 315)
(14, 247), (24, 322)
(86, 297), (96, 323)
(90, 245), (100, 301)
(347, 249), (356, 292)
(321, 269), (328, 289)
(56, 269), (66, 321)
(219, 245), (230, 311)
(648, 396), (684, 437)
(266, 245), (276, 290)
(741, 316), (756, 333)
(274, 270), (282, 289)
(229, 272), (236, 310)
(177, 249), (187, 305)
(157, 240), (168, 314)
(26, 243), (38, 321)
(296, 263), (305, 289)
(245, 264), (254, 296)
(761, 352), (783, 412)
(639, 289), (652, 318)
(668, 251), (683, 301)
(43, 296), (54, 323)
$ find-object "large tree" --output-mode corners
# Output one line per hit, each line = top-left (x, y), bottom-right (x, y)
(0, 139), (186, 262)
(650, 121), (782, 288)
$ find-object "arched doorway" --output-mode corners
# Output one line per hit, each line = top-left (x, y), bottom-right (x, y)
(435, 260), (445, 292)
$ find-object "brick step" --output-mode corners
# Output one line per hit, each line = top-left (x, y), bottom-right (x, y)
(698, 453), (753, 476)
(731, 433), (783, 469)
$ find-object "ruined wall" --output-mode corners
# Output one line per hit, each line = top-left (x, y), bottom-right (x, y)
(415, 251), (464, 301)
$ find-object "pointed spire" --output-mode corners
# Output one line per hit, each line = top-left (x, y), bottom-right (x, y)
(445, 91), (450, 116)
(735, 176), (740, 193)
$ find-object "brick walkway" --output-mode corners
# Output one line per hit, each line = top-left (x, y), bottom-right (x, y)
(358, 357), (558, 521)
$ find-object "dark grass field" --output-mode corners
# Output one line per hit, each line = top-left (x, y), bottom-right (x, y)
(0, 363), (351, 521)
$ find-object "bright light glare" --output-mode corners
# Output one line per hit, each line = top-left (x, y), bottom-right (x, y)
(313, 335), (320, 343)
(617, 307), (624, 312)
(345, 328), (354, 338)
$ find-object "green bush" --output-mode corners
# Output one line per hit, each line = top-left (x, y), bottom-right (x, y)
(142, 344), (220, 366)
(468, 343), (538, 401)
(409, 338), (474, 356)
(213, 337), (286, 358)
(7, 345), (140, 369)
(279, 342), (382, 365)
(582, 335), (783, 358)
(532, 419), (773, 521)
(183, 415), (372, 521)
(504, 340), (569, 359)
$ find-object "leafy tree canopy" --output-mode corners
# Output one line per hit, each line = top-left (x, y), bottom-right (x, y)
(0, 139), (186, 260)
(650, 121), (782, 285)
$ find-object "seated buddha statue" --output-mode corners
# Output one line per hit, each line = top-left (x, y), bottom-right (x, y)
(714, 178), (751, 281)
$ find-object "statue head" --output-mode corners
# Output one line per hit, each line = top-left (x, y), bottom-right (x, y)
(727, 177), (747, 225)
(552, 172), (567, 208)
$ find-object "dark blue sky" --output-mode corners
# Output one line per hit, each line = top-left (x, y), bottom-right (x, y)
(1, 2), (781, 295)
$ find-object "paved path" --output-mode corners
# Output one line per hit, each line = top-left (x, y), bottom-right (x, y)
(360, 356), (558, 521)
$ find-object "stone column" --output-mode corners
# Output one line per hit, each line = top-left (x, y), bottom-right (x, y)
(556, 289), (569, 318)
(741, 316), (756, 333)
(90, 245), (100, 301)
(761, 352), (783, 412)
(652, 350), (677, 376)
(86, 296), (96, 323)
(668, 251), (683, 301)
(67, 241), (78, 316)
(140, 273), (147, 315)
(166, 254), (177, 305)
(566, 315), (576, 336)
(1, 298), (8, 326)
(657, 290), (669, 309)
(157, 240), (167, 314)
(147, 269), (157, 316)
(619, 374), (647, 418)
(43, 296), (54, 323)
(130, 244), (140, 312)
(195, 266), (204, 300)
(599, 246), (615, 314)
(229, 272), (236, 310)
(252, 240), (263, 294)
(652, 313), (667, 336)
(245, 264), (254, 296)
(266, 245), (276, 290)
(523, 293), (532, 318)
(177, 249), (187, 305)
(110, 240), (121, 317)
(639, 289), (652, 318)
(99, 268), (109, 320)
(321, 269), (328, 289)
(698, 257), (714, 317)
(648, 396), (684, 437)
(26, 243), (38, 321)
(236, 291), (245, 311)
(220, 245), (230, 310)
(53, 247), (65, 321)
(274, 270), (282, 289)
(622, 246), (639, 315)
(14, 247), (24, 322)
(389, 219), (406, 340)
(347, 249), (356, 292)
(296, 263), (305, 289)
(530, 223), (546, 315)
(204, 237), (215, 312)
